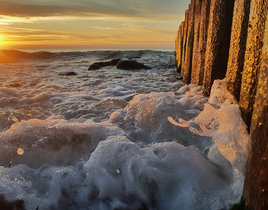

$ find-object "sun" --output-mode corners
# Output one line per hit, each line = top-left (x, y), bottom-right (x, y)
(0, 35), (8, 48)
(0, 35), (3, 46)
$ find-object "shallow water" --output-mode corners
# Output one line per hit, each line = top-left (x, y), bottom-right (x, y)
(0, 50), (248, 210)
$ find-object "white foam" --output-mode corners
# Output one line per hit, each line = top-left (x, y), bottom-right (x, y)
(0, 115), (125, 168)
(0, 51), (248, 209)
(168, 79), (249, 203)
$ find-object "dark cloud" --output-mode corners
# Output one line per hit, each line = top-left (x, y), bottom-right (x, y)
(0, 0), (189, 19)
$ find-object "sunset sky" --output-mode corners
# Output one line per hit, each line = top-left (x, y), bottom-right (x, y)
(0, 0), (189, 50)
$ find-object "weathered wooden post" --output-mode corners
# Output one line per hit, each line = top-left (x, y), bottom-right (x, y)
(239, 0), (268, 129)
(191, 0), (202, 85)
(226, 0), (251, 102)
(202, 0), (235, 96)
(175, 23), (184, 73)
(181, 10), (189, 79)
(243, 4), (268, 208)
(182, 0), (196, 84)
(195, 0), (211, 85)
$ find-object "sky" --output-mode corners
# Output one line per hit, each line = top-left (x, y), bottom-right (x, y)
(0, 0), (189, 50)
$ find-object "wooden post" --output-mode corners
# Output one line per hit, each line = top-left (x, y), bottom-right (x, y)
(175, 23), (184, 73)
(202, 0), (235, 96)
(197, 0), (211, 86)
(191, 0), (202, 85)
(239, 0), (268, 129)
(243, 4), (268, 208)
(226, 0), (251, 102)
(183, 0), (196, 84)
(181, 10), (189, 79)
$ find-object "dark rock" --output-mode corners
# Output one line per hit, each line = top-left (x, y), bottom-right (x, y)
(88, 61), (111, 70)
(239, 0), (268, 129)
(202, 0), (235, 96)
(226, 0), (251, 102)
(110, 58), (121, 65)
(243, 8), (268, 209)
(88, 59), (122, 70)
(0, 194), (26, 210)
(116, 60), (151, 70)
(59, 72), (78, 76)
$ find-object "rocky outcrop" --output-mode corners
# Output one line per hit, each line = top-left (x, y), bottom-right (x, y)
(88, 59), (121, 70)
(59, 72), (78, 76)
(88, 61), (112, 70)
(116, 60), (151, 70)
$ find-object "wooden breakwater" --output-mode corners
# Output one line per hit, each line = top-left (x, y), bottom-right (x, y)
(175, 0), (268, 129)
(175, 0), (268, 209)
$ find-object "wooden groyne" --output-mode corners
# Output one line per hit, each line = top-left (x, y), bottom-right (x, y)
(175, 0), (268, 209)
(175, 0), (267, 129)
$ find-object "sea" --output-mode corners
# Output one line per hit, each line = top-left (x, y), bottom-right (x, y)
(0, 49), (249, 210)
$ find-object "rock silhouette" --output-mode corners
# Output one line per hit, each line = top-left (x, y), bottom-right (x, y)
(88, 59), (121, 70)
(116, 60), (151, 70)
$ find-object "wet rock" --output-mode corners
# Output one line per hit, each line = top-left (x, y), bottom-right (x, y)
(88, 61), (111, 70)
(226, 0), (251, 102)
(59, 72), (78, 76)
(0, 194), (26, 210)
(202, 0), (235, 96)
(110, 58), (121, 65)
(116, 60), (151, 70)
(239, 0), (268, 129)
(88, 59), (121, 70)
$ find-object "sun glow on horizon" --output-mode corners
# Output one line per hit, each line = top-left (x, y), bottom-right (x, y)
(0, 0), (187, 50)
(0, 35), (3, 46)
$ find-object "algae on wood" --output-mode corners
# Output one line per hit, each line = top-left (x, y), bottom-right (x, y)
(239, 0), (268, 129)
(243, 6), (268, 208)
